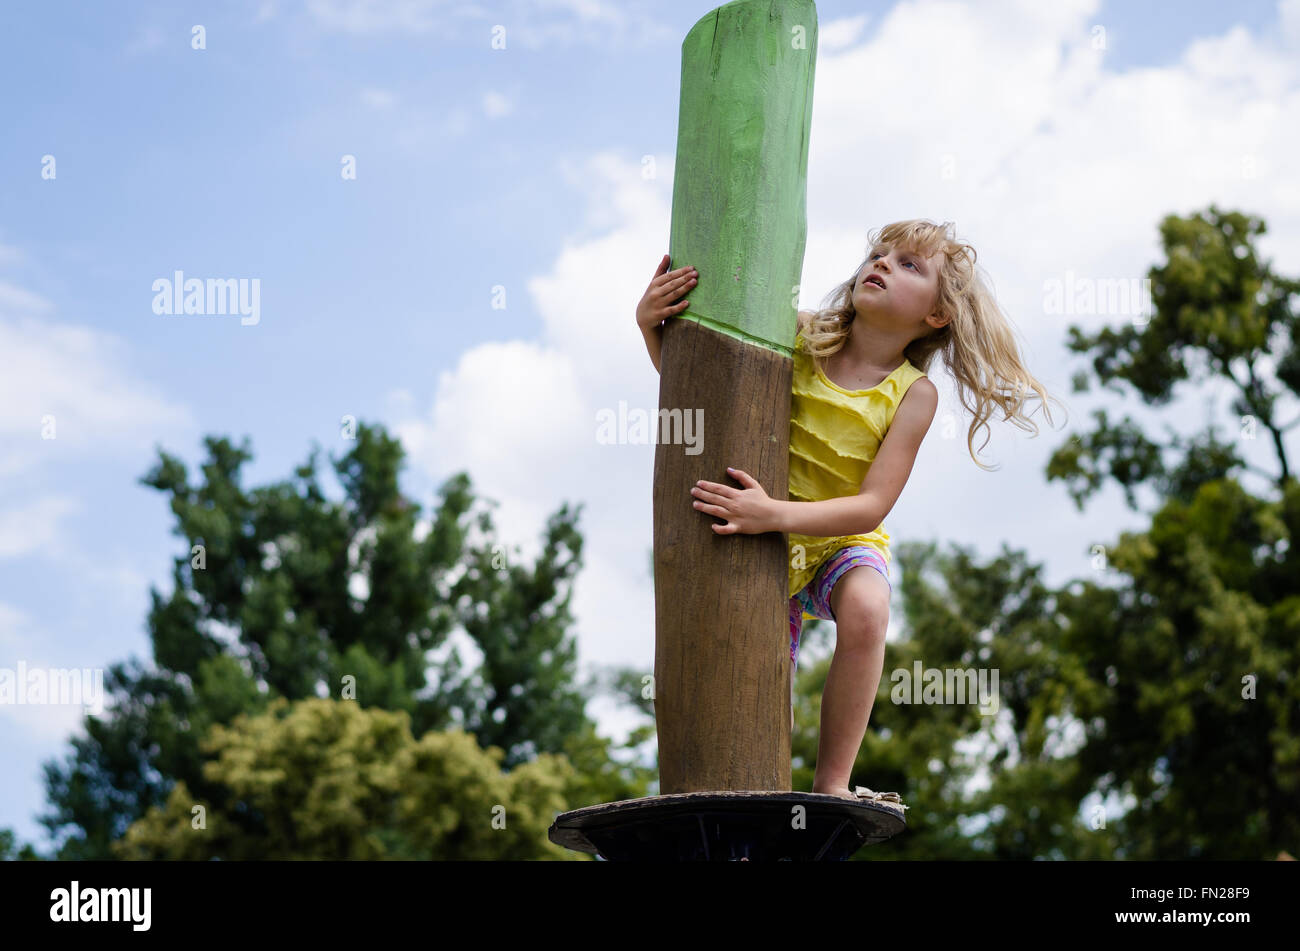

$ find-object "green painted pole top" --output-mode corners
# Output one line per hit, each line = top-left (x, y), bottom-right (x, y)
(669, 0), (818, 359)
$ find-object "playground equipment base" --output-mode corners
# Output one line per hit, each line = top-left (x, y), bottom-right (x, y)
(549, 789), (906, 861)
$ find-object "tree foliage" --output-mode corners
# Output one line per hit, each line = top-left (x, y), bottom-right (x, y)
(1048, 204), (1300, 508)
(19, 204), (1297, 862)
(790, 205), (1299, 859)
(35, 422), (653, 860)
(113, 697), (580, 860)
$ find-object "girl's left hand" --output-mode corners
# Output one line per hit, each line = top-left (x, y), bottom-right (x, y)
(690, 467), (775, 535)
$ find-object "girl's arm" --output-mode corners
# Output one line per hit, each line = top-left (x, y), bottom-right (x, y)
(642, 322), (664, 374)
(772, 378), (939, 536)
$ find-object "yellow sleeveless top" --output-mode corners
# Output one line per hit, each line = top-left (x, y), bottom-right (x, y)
(788, 333), (928, 603)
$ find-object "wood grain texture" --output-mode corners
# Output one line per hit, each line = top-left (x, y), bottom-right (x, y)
(653, 317), (793, 792)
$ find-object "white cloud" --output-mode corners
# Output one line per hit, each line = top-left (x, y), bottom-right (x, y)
(0, 269), (191, 774)
(534, 0), (616, 20)
(0, 273), (196, 564)
(503, 0), (678, 49)
(819, 14), (870, 52)
(0, 281), (52, 315)
(0, 601), (25, 650)
(0, 495), (81, 559)
(0, 682), (93, 743)
(394, 338), (592, 550)
(399, 0), (1300, 681)
(1285, 0), (1300, 45)
(302, 0), (675, 47)
(0, 315), (194, 455)
(392, 151), (679, 671)
(792, 0), (1300, 582)
(304, 0), (452, 34)
(0, 602), (103, 743)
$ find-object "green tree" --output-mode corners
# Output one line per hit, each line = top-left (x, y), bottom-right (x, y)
(789, 205), (1299, 859)
(0, 827), (41, 861)
(1036, 205), (1300, 858)
(793, 541), (1096, 860)
(1048, 204), (1300, 506)
(38, 422), (653, 859)
(113, 697), (580, 860)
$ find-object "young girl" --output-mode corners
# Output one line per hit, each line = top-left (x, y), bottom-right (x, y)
(636, 219), (1062, 801)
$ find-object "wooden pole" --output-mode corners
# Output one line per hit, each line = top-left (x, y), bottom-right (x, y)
(653, 0), (817, 794)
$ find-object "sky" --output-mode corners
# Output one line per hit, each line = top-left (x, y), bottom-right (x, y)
(2, 0), (1299, 852)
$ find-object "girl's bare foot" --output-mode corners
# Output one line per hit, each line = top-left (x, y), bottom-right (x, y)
(811, 781), (856, 800)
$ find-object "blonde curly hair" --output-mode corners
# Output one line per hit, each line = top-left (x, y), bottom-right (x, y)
(800, 218), (1066, 471)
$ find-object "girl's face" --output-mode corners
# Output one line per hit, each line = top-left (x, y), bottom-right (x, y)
(852, 244), (941, 328)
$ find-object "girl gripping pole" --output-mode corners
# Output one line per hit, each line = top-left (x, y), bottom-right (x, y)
(665, 218), (1065, 800)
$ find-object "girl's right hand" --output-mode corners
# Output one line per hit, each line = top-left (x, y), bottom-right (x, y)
(636, 254), (698, 333)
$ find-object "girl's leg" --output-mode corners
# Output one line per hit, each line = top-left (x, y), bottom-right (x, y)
(811, 564), (891, 797)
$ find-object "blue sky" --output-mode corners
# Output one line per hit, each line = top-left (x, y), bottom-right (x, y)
(3, 0), (1298, 852)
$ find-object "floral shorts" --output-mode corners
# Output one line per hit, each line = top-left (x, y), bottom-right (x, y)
(788, 545), (891, 670)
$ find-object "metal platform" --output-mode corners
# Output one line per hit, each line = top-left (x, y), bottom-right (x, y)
(549, 790), (907, 861)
